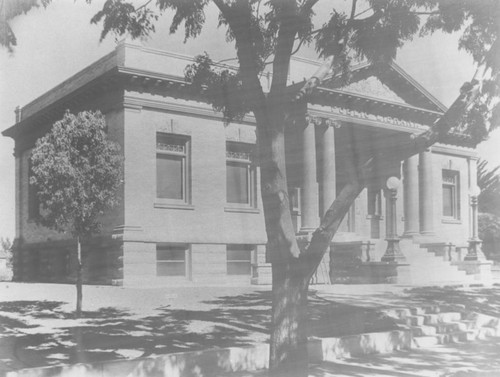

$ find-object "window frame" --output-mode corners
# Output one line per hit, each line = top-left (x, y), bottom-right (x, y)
(225, 142), (257, 209)
(442, 169), (460, 221)
(155, 133), (191, 206)
(367, 186), (382, 219)
(156, 244), (191, 278)
(226, 244), (254, 276)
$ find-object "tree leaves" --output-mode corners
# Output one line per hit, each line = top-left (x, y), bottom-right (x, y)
(90, 0), (159, 42)
(185, 52), (250, 123)
(0, 0), (51, 51)
(30, 110), (123, 238)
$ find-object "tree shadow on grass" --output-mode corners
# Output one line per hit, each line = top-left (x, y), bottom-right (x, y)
(0, 289), (405, 373)
(313, 339), (500, 376)
(403, 286), (500, 317)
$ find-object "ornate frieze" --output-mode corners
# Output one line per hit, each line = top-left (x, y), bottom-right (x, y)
(307, 107), (428, 130)
(156, 142), (185, 153)
(339, 76), (406, 104)
(305, 114), (342, 128)
(329, 106), (428, 130)
(226, 150), (251, 161)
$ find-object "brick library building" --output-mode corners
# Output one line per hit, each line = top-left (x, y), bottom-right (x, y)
(3, 41), (492, 287)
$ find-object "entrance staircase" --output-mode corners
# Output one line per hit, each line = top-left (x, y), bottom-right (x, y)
(397, 239), (477, 285)
(382, 303), (500, 349)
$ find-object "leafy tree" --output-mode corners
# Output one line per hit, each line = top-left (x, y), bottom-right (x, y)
(3, 1), (500, 375)
(478, 158), (500, 216)
(30, 110), (123, 317)
(0, 0), (50, 52)
(479, 212), (500, 260)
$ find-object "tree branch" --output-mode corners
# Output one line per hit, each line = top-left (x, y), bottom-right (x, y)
(300, 0), (320, 13)
(212, 0), (267, 120)
(135, 0), (153, 12)
(269, 1), (299, 95)
(350, 0), (358, 20)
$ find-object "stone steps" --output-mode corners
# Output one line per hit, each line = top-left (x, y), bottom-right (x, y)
(382, 303), (500, 350)
(399, 242), (477, 284)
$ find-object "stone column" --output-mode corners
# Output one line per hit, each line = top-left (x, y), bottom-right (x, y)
(419, 150), (435, 236)
(403, 154), (419, 237)
(382, 177), (406, 262)
(469, 157), (479, 236)
(465, 158), (485, 261)
(301, 117), (319, 231)
(319, 122), (337, 217)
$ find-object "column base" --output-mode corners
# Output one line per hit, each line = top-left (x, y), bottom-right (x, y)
(402, 231), (419, 239)
(464, 239), (486, 261)
(381, 238), (406, 263)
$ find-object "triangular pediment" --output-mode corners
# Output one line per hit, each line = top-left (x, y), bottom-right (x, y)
(339, 75), (407, 104)
(319, 62), (446, 113)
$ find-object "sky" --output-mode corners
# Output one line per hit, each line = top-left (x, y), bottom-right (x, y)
(1, 0), (499, 240)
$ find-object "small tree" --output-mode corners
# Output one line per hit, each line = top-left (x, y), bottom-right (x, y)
(30, 110), (123, 317)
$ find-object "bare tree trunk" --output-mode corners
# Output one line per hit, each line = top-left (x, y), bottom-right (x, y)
(75, 237), (83, 317)
(269, 260), (309, 377)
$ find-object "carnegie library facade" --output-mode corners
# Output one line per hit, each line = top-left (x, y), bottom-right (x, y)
(3, 41), (492, 286)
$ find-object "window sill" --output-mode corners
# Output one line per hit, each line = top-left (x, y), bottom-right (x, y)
(225, 206), (260, 214)
(154, 202), (195, 210)
(442, 218), (461, 224)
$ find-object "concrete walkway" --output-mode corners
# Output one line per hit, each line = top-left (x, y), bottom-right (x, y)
(222, 338), (500, 376)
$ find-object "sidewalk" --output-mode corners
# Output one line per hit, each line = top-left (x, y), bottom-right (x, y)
(221, 338), (500, 376)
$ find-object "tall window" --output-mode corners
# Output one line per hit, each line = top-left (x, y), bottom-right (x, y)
(367, 187), (382, 217)
(28, 157), (40, 219)
(226, 245), (253, 275)
(226, 142), (256, 207)
(442, 170), (460, 219)
(156, 134), (190, 202)
(156, 244), (189, 277)
(367, 187), (382, 239)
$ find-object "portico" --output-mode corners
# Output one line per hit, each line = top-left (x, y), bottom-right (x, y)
(284, 59), (487, 283)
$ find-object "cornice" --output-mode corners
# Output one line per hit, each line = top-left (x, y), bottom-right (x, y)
(431, 143), (478, 158)
(121, 42), (239, 72)
(306, 107), (428, 134)
(388, 62), (447, 112)
(123, 95), (256, 125)
(313, 86), (444, 117)
(118, 66), (187, 85)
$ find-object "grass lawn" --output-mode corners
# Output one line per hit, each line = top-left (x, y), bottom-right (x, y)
(1, 282), (500, 374)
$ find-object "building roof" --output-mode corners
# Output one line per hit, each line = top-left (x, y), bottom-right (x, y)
(3, 41), (473, 147)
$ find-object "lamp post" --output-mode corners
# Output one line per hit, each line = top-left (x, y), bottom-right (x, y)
(381, 177), (406, 262)
(465, 185), (485, 261)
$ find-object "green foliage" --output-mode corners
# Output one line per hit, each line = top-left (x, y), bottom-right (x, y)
(478, 158), (500, 216)
(30, 110), (123, 238)
(479, 212), (500, 258)
(91, 0), (159, 42)
(0, 0), (51, 51)
(185, 52), (250, 123)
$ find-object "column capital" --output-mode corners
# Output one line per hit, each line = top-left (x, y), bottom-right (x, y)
(305, 113), (323, 126)
(305, 114), (342, 129)
(325, 119), (342, 129)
